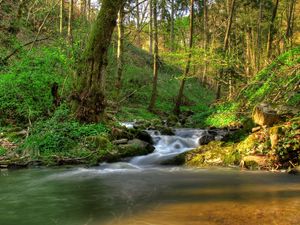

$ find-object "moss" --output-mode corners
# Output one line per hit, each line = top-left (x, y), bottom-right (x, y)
(181, 141), (239, 167)
(85, 135), (110, 149)
(244, 160), (260, 170)
(236, 134), (258, 154)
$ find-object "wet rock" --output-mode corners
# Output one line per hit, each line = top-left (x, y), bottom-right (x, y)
(112, 139), (128, 145)
(159, 127), (175, 135)
(110, 127), (133, 140)
(241, 155), (268, 170)
(269, 126), (282, 149)
(252, 126), (261, 133)
(252, 103), (280, 127)
(288, 166), (300, 175)
(85, 135), (110, 149)
(118, 139), (155, 158)
(198, 134), (215, 145)
(135, 131), (153, 144)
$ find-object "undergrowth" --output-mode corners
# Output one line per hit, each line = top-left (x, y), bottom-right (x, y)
(20, 104), (109, 158)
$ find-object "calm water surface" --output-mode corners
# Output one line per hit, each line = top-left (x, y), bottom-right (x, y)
(1, 167), (300, 225)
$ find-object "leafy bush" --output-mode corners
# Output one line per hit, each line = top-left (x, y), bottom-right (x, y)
(20, 105), (108, 157)
(0, 147), (6, 156)
(0, 47), (72, 124)
(205, 103), (242, 127)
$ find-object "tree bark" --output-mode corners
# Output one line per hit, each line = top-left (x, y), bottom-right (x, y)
(86, 0), (91, 21)
(136, 0), (141, 47)
(285, 0), (295, 49)
(202, 0), (208, 86)
(266, 0), (279, 59)
(217, 0), (235, 100)
(173, 0), (194, 115)
(59, 0), (64, 34)
(256, 0), (262, 71)
(80, 0), (86, 17)
(115, 6), (125, 94)
(72, 0), (125, 122)
(170, 0), (175, 51)
(148, 0), (159, 111)
(68, 0), (73, 41)
(149, 0), (153, 54)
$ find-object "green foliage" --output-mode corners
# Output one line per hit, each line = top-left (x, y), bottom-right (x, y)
(118, 106), (159, 121)
(107, 43), (214, 122)
(20, 105), (108, 158)
(0, 147), (6, 156)
(241, 47), (300, 108)
(275, 119), (300, 167)
(205, 103), (242, 127)
(0, 47), (72, 125)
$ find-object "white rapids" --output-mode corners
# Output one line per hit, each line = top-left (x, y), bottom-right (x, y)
(96, 127), (224, 171)
(130, 129), (205, 165)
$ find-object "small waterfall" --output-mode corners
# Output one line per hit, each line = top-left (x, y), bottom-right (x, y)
(99, 125), (225, 171)
(130, 129), (206, 166)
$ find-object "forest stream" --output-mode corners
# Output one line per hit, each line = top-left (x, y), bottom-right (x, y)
(1, 128), (300, 225)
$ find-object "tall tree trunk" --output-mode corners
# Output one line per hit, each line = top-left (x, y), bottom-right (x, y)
(149, 0), (153, 54)
(136, 0), (141, 47)
(59, 0), (64, 34)
(148, 0), (159, 111)
(285, 0), (295, 49)
(170, 0), (175, 51)
(87, 0), (91, 21)
(256, 0), (262, 71)
(80, 0), (86, 17)
(173, 0), (194, 115)
(115, 6), (125, 95)
(223, 0), (235, 51)
(72, 0), (125, 122)
(67, 0), (73, 41)
(217, 0), (235, 100)
(202, 0), (208, 86)
(266, 0), (279, 59)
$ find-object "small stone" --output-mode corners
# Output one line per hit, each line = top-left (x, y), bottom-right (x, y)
(252, 126), (261, 133)
(112, 139), (128, 145)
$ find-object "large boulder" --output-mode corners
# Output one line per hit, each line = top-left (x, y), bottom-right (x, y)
(117, 139), (155, 158)
(252, 103), (280, 127)
(135, 131), (153, 144)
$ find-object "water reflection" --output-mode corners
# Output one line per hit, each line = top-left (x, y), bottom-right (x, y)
(0, 167), (300, 225)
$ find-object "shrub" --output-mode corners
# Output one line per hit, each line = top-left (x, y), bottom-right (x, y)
(20, 105), (108, 157)
(0, 47), (71, 124)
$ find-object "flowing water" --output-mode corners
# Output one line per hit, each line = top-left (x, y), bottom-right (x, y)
(1, 128), (300, 225)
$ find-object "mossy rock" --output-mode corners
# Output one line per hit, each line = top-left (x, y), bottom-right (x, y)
(117, 139), (155, 158)
(85, 135), (110, 149)
(236, 134), (258, 154)
(241, 155), (268, 170)
(177, 141), (239, 167)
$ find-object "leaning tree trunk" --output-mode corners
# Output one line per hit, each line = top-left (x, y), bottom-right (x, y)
(148, 0), (159, 111)
(72, 0), (125, 123)
(173, 0), (194, 115)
